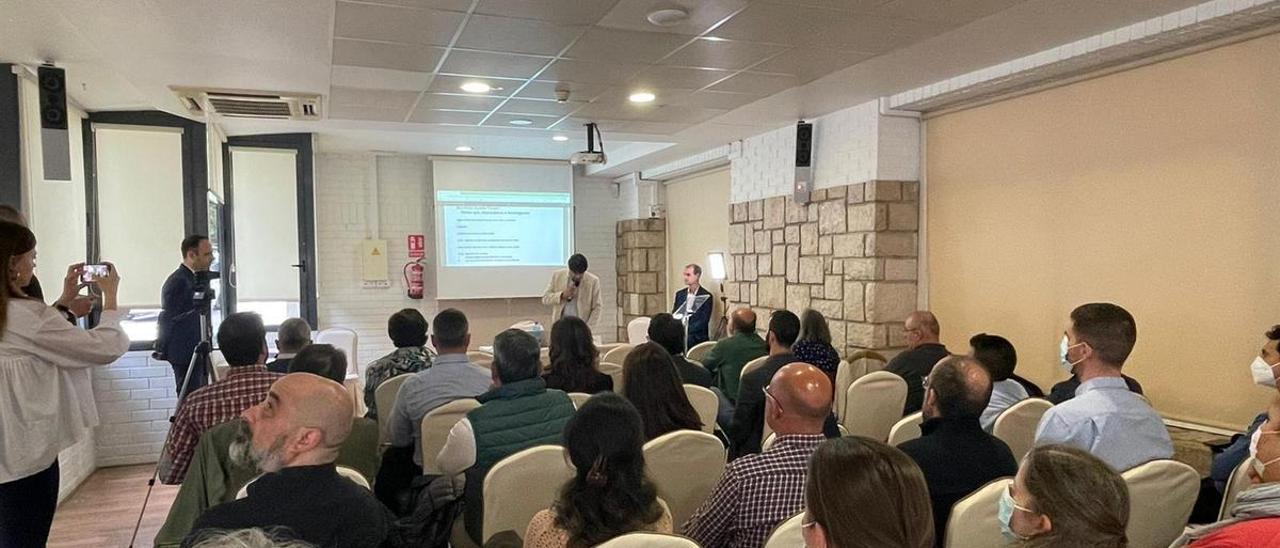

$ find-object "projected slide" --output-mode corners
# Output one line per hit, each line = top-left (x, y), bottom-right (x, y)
(438, 190), (570, 267)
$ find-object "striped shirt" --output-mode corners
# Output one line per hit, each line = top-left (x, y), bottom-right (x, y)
(683, 433), (824, 548)
(158, 365), (282, 484)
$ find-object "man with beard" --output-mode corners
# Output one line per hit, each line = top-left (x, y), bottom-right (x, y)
(183, 373), (392, 548)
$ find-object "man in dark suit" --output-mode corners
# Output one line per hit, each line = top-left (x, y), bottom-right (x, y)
(673, 264), (714, 348)
(158, 234), (215, 398)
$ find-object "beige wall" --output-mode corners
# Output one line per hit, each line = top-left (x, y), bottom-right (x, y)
(926, 33), (1280, 429)
(666, 167), (731, 335)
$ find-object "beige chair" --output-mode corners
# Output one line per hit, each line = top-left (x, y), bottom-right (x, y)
(992, 398), (1053, 462)
(419, 399), (481, 474)
(335, 465), (372, 490)
(467, 350), (493, 369)
(482, 445), (574, 543)
(1122, 459), (1200, 548)
(599, 361), (624, 394)
(682, 384), (718, 434)
(834, 350), (887, 420)
(315, 327), (359, 377)
(627, 317), (651, 345)
(761, 432), (777, 452)
(567, 392), (592, 408)
(1220, 457), (1255, 520)
(944, 478), (1012, 548)
(644, 430), (727, 530)
(686, 341), (716, 363)
(887, 411), (925, 446)
(740, 355), (769, 381)
(764, 511), (805, 548)
(602, 344), (635, 367)
(597, 532), (700, 547)
(374, 373), (412, 446)
(839, 371), (907, 441)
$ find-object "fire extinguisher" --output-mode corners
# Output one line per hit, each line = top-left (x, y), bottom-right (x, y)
(403, 259), (424, 299)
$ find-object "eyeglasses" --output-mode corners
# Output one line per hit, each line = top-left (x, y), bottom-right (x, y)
(763, 385), (783, 414)
(921, 375), (931, 390)
(801, 515), (819, 529)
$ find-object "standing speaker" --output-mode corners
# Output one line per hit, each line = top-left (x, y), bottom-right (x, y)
(793, 120), (813, 204)
(38, 65), (71, 181)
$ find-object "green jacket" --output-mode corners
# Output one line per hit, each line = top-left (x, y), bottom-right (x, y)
(700, 331), (768, 401)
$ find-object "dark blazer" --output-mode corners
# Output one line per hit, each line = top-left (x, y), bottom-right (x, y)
(729, 353), (839, 460)
(158, 265), (205, 393)
(673, 286), (714, 348)
(672, 355), (713, 389)
(898, 416), (1019, 546)
(885, 343), (951, 415)
(542, 368), (613, 394)
(266, 357), (293, 375)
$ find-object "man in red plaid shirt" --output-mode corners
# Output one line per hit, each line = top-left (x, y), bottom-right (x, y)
(158, 312), (283, 484)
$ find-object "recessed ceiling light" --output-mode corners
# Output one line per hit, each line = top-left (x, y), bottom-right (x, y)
(552, 135), (570, 142)
(646, 7), (689, 27)
(629, 91), (656, 103)
(508, 118), (534, 126)
(460, 82), (491, 93)
(454, 145), (473, 152)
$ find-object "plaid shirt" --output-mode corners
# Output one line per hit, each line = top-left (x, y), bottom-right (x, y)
(158, 365), (282, 484)
(683, 433), (824, 548)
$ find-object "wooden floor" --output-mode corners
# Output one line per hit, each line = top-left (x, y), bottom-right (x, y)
(47, 465), (180, 548)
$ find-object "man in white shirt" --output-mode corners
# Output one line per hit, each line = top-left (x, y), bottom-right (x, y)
(541, 253), (601, 329)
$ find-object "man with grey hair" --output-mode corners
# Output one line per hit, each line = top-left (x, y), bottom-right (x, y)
(267, 318), (312, 374)
(437, 328), (576, 544)
(886, 310), (951, 414)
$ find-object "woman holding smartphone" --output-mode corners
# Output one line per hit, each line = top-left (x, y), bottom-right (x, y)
(0, 221), (130, 546)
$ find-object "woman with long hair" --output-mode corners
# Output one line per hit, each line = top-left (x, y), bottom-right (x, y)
(793, 309), (841, 381)
(0, 221), (130, 546)
(543, 316), (612, 394)
(1005, 444), (1129, 547)
(524, 393), (669, 547)
(621, 343), (702, 440)
(803, 436), (935, 548)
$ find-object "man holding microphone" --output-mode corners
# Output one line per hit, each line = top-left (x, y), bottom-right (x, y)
(542, 253), (601, 330)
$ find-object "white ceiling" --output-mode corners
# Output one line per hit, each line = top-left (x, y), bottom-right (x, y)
(0, 0), (1213, 176)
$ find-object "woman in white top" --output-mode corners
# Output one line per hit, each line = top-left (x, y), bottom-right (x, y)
(0, 221), (129, 547)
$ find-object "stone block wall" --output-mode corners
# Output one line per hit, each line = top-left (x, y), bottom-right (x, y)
(724, 181), (919, 356)
(615, 218), (667, 341)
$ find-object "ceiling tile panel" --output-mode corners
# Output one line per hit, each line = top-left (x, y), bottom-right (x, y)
(482, 113), (560, 129)
(659, 38), (790, 70)
(329, 87), (422, 111)
(706, 71), (800, 94)
(708, 3), (851, 46)
(762, 0), (888, 11)
(417, 93), (506, 111)
(439, 50), (552, 79)
(563, 28), (691, 64)
(540, 60), (646, 85)
(631, 105), (728, 124)
(332, 39), (447, 73)
(629, 66), (736, 89)
(873, 0), (1026, 24)
(330, 65), (434, 91)
(809, 15), (948, 53)
(474, 0), (620, 25)
(334, 2), (464, 46)
(329, 104), (412, 122)
(514, 80), (609, 101)
(750, 48), (871, 82)
(497, 98), (584, 116)
(455, 15), (585, 56)
(375, 0), (473, 11)
(669, 90), (766, 110)
(408, 108), (489, 125)
(428, 75), (524, 97)
(595, 0), (749, 36)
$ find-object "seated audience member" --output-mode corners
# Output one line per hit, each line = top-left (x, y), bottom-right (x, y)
(363, 308), (433, 420)
(266, 318), (310, 374)
(1174, 397), (1280, 547)
(543, 316), (612, 394)
(621, 342), (703, 440)
(184, 374), (391, 547)
(1048, 371), (1144, 404)
(525, 393), (671, 547)
(1004, 445), (1128, 547)
(647, 312), (714, 388)
(1034, 303), (1172, 472)
(701, 307), (767, 402)
(969, 333), (1030, 432)
(729, 310), (802, 459)
(1210, 325), (1280, 493)
(160, 312), (282, 485)
(437, 329), (576, 544)
(792, 309), (841, 381)
(898, 355), (1017, 544)
(684, 363), (832, 548)
(886, 311), (951, 415)
(289, 344), (379, 481)
(387, 308), (491, 468)
(803, 437), (935, 548)
(288, 343), (346, 384)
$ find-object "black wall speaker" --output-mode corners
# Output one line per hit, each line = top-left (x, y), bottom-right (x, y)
(38, 65), (71, 181)
(793, 121), (814, 203)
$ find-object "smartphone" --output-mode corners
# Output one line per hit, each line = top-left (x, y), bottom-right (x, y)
(81, 264), (109, 283)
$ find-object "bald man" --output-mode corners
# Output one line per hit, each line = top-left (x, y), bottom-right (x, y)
(184, 374), (391, 548)
(897, 355), (1017, 545)
(701, 307), (768, 402)
(886, 310), (951, 415)
(685, 363), (833, 548)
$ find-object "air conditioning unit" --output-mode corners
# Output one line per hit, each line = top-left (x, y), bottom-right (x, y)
(171, 87), (322, 120)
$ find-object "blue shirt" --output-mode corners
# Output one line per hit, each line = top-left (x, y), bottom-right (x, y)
(1034, 376), (1173, 472)
(981, 379), (1030, 432)
(389, 353), (493, 465)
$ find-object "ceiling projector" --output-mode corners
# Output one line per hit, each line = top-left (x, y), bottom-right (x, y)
(570, 122), (607, 165)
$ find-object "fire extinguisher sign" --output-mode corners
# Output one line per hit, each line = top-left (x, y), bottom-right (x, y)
(407, 234), (425, 259)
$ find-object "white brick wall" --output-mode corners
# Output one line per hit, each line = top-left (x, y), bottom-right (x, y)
(92, 351), (180, 468)
(57, 433), (95, 503)
(573, 176), (623, 341)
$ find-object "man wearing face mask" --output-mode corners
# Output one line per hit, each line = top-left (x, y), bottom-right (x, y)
(1033, 303), (1173, 472)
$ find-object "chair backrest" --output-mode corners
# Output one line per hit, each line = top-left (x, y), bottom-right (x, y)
(992, 398), (1053, 462)
(740, 355), (769, 381)
(761, 432), (777, 452)
(1220, 457), (1255, 521)
(682, 384), (718, 434)
(627, 317), (651, 345)
(1121, 459), (1200, 548)
(602, 344), (635, 368)
(335, 465), (371, 490)
(944, 478), (1011, 548)
(887, 411), (925, 447)
(835, 351), (888, 419)
(315, 327), (360, 377)
(840, 371), (908, 441)
(419, 399), (482, 474)
(643, 430), (727, 530)
(764, 511), (805, 548)
(374, 373), (412, 445)
(597, 533), (701, 547)
(467, 350), (493, 369)
(567, 392), (591, 408)
(686, 341), (717, 363)
(483, 445), (574, 543)
(599, 361), (624, 395)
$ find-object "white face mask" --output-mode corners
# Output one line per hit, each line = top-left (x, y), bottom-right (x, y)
(1060, 335), (1085, 375)
(1250, 423), (1279, 458)
(1253, 453), (1280, 478)
(1251, 356), (1280, 388)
